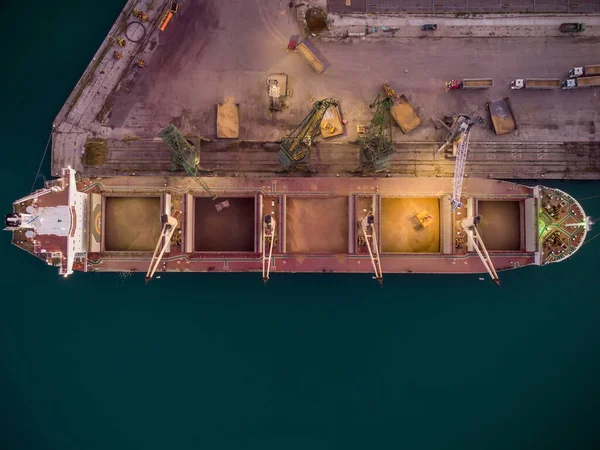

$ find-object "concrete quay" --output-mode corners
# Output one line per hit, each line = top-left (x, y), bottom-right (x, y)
(51, 0), (600, 181)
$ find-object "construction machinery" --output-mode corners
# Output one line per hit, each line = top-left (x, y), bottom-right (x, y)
(157, 124), (217, 200)
(488, 98), (517, 135)
(446, 79), (493, 91)
(132, 9), (149, 22)
(383, 83), (421, 134)
(568, 64), (600, 78)
(146, 212), (180, 282)
(278, 98), (337, 171)
(296, 42), (325, 73)
(460, 216), (500, 286)
(358, 88), (395, 172)
(450, 120), (472, 211)
(359, 210), (383, 285)
(511, 78), (561, 90)
(159, 11), (173, 31)
(562, 76), (600, 89)
(262, 214), (276, 283)
(267, 73), (288, 112)
(436, 114), (475, 211)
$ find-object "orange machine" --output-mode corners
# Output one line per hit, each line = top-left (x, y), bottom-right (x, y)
(159, 12), (173, 32)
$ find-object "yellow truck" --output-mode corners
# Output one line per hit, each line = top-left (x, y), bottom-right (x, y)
(488, 98), (517, 135)
(391, 95), (421, 134)
(296, 42), (325, 74)
(381, 84), (421, 134)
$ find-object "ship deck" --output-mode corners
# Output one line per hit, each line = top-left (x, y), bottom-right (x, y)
(104, 197), (161, 251)
(81, 176), (539, 278)
(9, 173), (591, 280)
(477, 200), (522, 251)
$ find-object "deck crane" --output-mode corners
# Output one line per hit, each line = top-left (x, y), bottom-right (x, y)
(261, 215), (276, 283)
(146, 212), (180, 283)
(436, 115), (475, 211)
(158, 124), (217, 200)
(359, 210), (383, 284)
(357, 86), (395, 172)
(460, 215), (500, 286)
(278, 98), (337, 171)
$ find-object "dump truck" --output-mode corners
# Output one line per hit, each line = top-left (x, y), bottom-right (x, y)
(510, 78), (561, 90)
(568, 64), (600, 78)
(488, 98), (517, 135)
(296, 42), (325, 74)
(560, 23), (585, 33)
(562, 76), (600, 89)
(446, 79), (493, 91)
(390, 94), (421, 134)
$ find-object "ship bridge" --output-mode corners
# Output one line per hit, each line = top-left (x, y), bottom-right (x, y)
(4, 167), (88, 276)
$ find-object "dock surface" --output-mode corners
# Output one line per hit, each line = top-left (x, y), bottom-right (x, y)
(52, 0), (600, 180)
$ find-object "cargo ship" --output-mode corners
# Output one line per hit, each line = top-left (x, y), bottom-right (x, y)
(4, 167), (592, 284)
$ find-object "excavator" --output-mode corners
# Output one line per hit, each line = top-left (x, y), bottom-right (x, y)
(278, 98), (337, 171)
(146, 211), (180, 283)
(262, 214), (276, 283)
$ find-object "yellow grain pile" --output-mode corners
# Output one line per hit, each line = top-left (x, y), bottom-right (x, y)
(217, 102), (239, 139)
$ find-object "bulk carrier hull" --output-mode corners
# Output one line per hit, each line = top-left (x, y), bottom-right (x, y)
(4, 168), (590, 281)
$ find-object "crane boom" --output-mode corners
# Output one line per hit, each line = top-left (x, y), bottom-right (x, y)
(461, 216), (500, 286)
(262, 215), (276, 283)
(146, 212), (180, 282)
(360, 211), (383, 284)
(358, 88), (395, 172)
(158, 124), (217, 200)
(450, 126), (471, 211)
(278, 98), (337, 171)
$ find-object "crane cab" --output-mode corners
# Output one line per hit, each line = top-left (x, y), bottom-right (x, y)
(446, 80), (462, 91)
(569, 67), (584, 78)
(511, 79), (525, 90)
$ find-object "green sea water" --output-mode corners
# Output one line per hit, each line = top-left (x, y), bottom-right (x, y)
(1, 2), (600, 449)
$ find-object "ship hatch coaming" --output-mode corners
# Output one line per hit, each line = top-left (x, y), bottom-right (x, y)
(381, 198), (441, 253)
(285, 197), (349, 254)
(477, 200), (522, 251)
(194, 197), (255, 252)
(104, 197), (161, 252)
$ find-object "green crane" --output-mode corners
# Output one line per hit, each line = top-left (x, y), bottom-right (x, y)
(157, 124), (217, 200)
(357, 88), (396, 172)
(278, 98), (337, 171)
